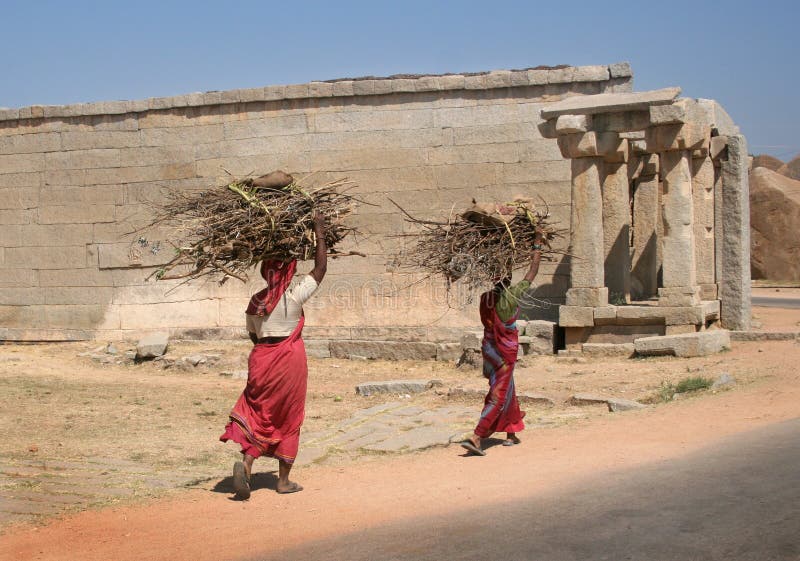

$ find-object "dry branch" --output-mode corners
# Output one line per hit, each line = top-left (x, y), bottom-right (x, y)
(142, 175), (361, 284)
(391, 197), (565, 292)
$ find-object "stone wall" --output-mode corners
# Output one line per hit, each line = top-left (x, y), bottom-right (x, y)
(0, 63), (632, 342)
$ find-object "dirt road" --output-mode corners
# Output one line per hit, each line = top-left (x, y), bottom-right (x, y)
(1, 350), (798, 561)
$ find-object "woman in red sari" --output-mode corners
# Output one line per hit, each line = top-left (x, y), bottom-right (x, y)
(461, 230), (545, 456)
(220, 212), (327, 497)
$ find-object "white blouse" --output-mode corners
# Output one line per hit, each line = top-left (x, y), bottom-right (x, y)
(245, 275), (319, 337)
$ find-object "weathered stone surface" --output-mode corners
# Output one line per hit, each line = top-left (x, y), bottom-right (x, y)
(749, 167), (800, 281)
(566, 287), (609, 307)
(361, 425), (456, 452)
(566, 393), (612, 406)
(645, 123), (710, 153)
(558, 306), (595, 327)
(541, 87), (681, 119)
(135, 332), (169, 360)
(568, 157), (605, 288)
(557, 131), (627, 161)
(460, 331), (483, 350)
(608, 62), (632, 79)
(331, 341), (437, 361)
(305, 339), (331, 359)
(633, 330), (731, 357)
(718, 135), (752, 330)
(436, 343), (462, 362)
(581, 342), (635, 358)
(517, 392), (556, 406)
(607, 398), (646, 412)
(355, 379), (438, 396)
(555, 114), (591, 134)
(729, 331), (799, 342)
(182, 354), (207, 367)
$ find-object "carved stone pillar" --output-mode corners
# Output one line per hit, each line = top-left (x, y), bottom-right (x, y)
(602, 161), (631, 303)
(630, 154), (660, 300)
(691, 155), (716, 299)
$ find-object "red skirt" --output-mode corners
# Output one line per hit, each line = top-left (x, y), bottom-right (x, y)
(220, 318), (307, 464)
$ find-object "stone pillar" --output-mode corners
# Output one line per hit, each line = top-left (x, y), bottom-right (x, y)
(566, 156), (608, 307)
(691, 155), (716, 299)
(630, 154), (660, 300)
(658, 149), (700, 306)
(718, 135), (751, 330)
(602, 162), (631, 303)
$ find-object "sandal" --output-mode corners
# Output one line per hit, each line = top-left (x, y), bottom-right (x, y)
(232, 461), (251, 500)
(460, 440), (486, 456)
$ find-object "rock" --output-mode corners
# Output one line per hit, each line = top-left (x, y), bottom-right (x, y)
(776, 154), (800, 181)
(220, 370), (248, 380)
(447, 387), (485, 400)
(606, 398), (646, 412)
(105, 343), (118, 355)
(355, 380), (437, 397)
(457, 348), (482, 369)
(135, 332), (169, 360)
(752, 154), (784, 172)
(711, 372), (736, 389)
(749, 167), (800, 281)
(633, 330), (731, 358)
(460, 331), (483, 351)
(566, 393), (614, 406)
(361, 425), (455, 452)
(517, 392), (556, 406)
(350, 355), (369, 361)
(182, 354), (207, 367)
(436, 343), (462, 362)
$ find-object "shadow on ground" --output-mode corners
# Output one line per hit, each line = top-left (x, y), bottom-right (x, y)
(250, 419), (800, 561)
(212, 470), (279, 498)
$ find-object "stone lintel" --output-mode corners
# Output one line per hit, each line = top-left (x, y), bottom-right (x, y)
(559, 306), (595, 327)
(541, 87), (681, 119)
(658, 286), (701, 307)
(593, 306), (617, 325)
(565, 287), (609, 307)
(645, 123), (711, 153)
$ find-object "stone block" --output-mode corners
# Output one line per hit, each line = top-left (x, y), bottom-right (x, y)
(565, 287), (609, 307)
(558, 306), (595, 327)
(460, 330), (483, 350)
(308, 81), (333, 97)
(547, 67), (575, 84)
(355, 379), (436, 396)
(593, 306), (617, 322)
(136, 332), (170, 360)
(590, 111), (651, 133)
(436, 343), (462, 362)
(486, 70), (512, 88)
(645, 123), (710, 152)
(557, 131), (624, 160)
(581, 343), (635, 358)
(330, 341), (437, 361)
(464, 74), (488, 90)
(4, 246), (86, 269)
(509, 70), (529, 87)
(658, 286), (701, 307)
(523, 320), (555, 338)
(284, 83), (309, 99)
(555, 114), (591, 134)
(614, 306), (666, 325)
(608, 62), (632, 79)
(664, 306), (705, 326)
(633, 330), (731, 357)
(527, 69), (548, 86)
(438, 74), (465, 90)
(607, 398), (646, 412)
(710, 135), (728, 161)
(665, 324), (697, 335)
(305, 339), (331, 359)
(631, 153), (660, 178)
(649, 102), (686, 125)
(702, 300), (720, 321)
(573, 65), (609, 82)
(332, 81), (354, 97)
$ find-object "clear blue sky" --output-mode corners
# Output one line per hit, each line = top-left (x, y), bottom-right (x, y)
(1, 0), (797, 160)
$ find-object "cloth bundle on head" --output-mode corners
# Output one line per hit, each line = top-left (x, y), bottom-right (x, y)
(245, 259), (297, 316)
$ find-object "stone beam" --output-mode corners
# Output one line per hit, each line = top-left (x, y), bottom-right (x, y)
(540, 87), (681, 119)
(645, 123), (711, 153)
(557, 131), (628, 161)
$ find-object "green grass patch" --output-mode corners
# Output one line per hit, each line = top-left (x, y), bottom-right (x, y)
(646, 375), (714, 403)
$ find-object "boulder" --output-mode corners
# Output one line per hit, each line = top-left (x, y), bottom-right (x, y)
(752, 154), (784, 172)
(135, 332), (169, 360)
(776, 154), (800, 180)
(749, 167), (800, 281)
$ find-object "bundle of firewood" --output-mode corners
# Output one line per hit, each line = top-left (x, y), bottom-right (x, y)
(392, 197), (564, 291)
(144, 171), (362, 283)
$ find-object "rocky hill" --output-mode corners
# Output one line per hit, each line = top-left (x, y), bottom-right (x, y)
(777, 155), (800, 181)
(749, 165), (800, 280)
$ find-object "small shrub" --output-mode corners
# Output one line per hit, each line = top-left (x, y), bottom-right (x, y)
(674, 376), (713, 393)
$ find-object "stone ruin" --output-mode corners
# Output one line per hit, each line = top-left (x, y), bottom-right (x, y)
(539, 87), (750, 354)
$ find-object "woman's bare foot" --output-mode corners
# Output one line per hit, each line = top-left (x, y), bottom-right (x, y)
(232, 461), (251, 500)
(503, 433), (521, 446)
